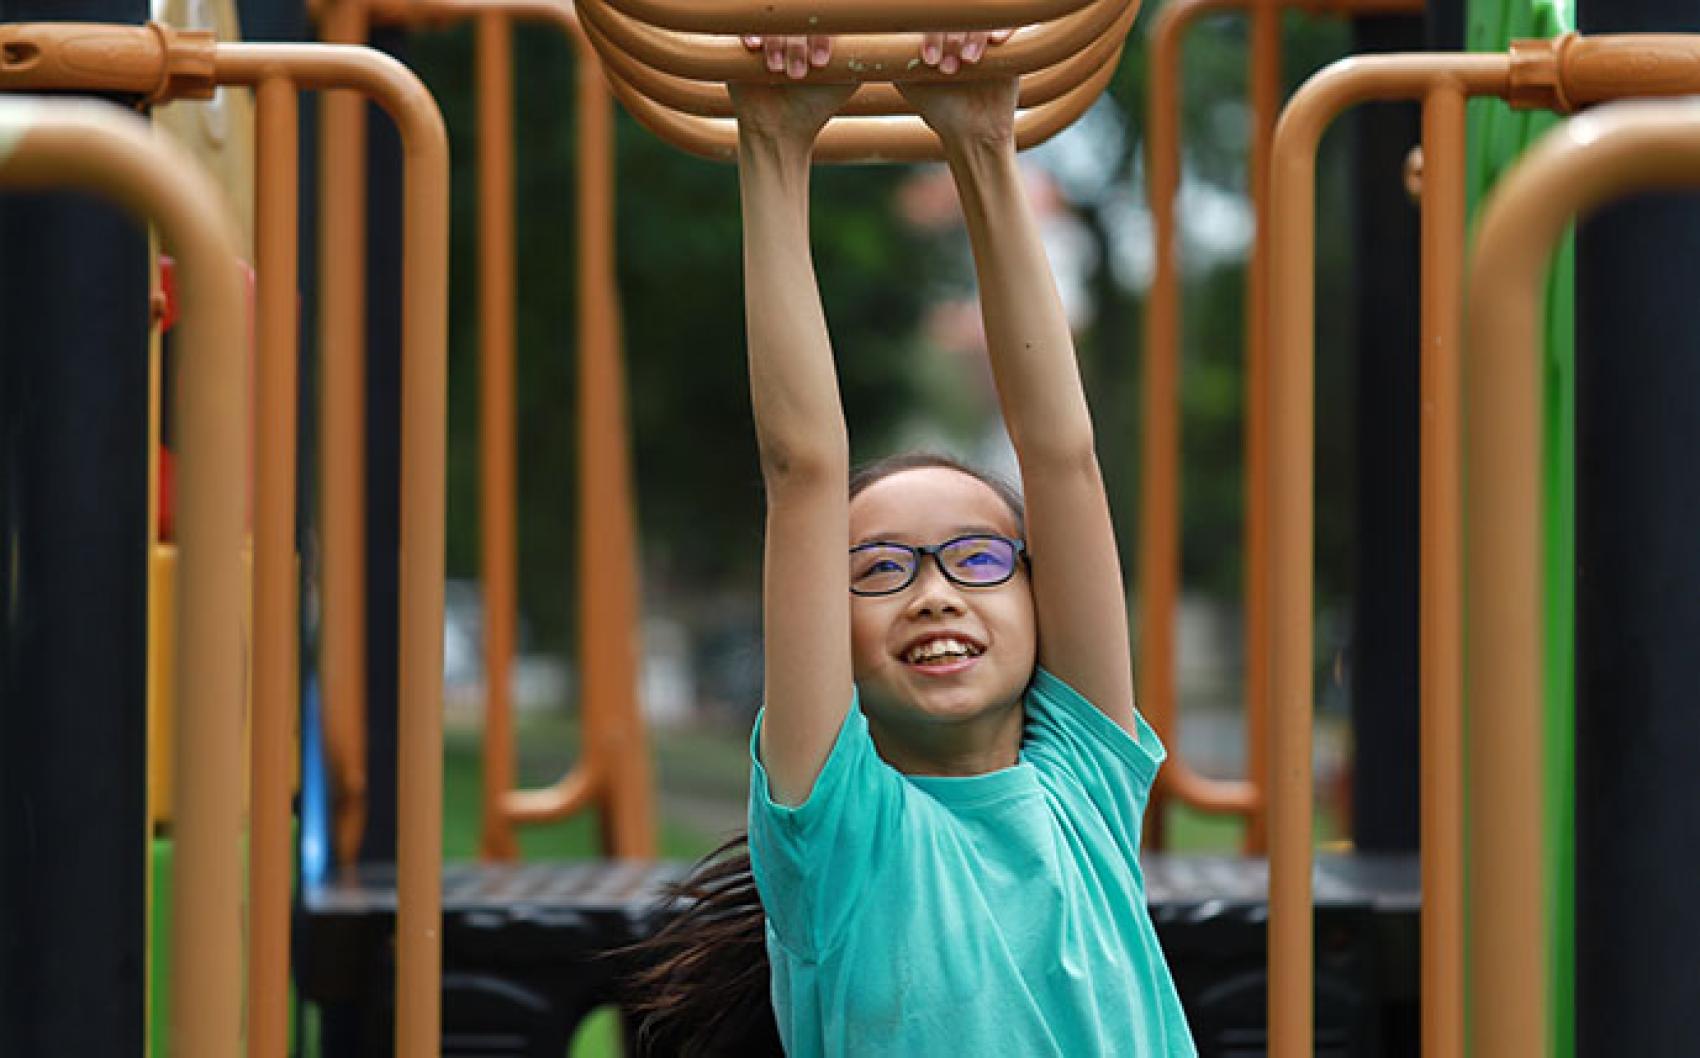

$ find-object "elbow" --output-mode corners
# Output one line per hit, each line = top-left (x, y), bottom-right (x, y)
(758, 437), (847, 492)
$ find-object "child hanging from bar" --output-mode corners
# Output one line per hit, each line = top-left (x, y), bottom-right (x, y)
(628, 30), (1197, 1058)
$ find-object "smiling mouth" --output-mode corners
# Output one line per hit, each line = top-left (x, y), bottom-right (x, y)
(903, 636), (985, 667)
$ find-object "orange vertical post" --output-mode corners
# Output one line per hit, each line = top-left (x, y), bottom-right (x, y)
(1416, 81), (1467, 1058)
(316, 0), (373, 871)
(1243, 0), (1280, 854)
(0, 97), (249, 1058)
(476, 8), (522, 861)
(574, 43), (656, 856)
(249, 71), (302, 1058)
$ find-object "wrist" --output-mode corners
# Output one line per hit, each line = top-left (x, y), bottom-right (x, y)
(943, 133), (1019, 181)
(738, 127), (818, 169)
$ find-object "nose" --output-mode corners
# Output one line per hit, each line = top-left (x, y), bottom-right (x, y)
(904, 558), (964, 618)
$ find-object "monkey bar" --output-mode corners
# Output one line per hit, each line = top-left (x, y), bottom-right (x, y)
(0, 22), (451, 1058)
(1464, 94), (1700, 1058)
(0, 96), (246, 1058)
(1266, 32), (1700, 1058)
(573, 0), (1139, 161)
(1139, 0), (1425, 855)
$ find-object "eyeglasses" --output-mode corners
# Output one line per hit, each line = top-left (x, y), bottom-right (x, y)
(848, 533), (1027, 597)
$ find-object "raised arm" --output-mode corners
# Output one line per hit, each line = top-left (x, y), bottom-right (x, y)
(902, 78), (1138, 733)
(733, 80), (859, 806)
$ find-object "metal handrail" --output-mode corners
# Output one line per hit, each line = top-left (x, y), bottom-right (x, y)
(1266, 33), (1700, 1058)
(1138, 0), (1427, 855)
(1464, 94), (1700, 1058)
(0, 95), (247, 1058)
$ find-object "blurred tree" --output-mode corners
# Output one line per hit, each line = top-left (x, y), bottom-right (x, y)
(408, 27), (929, 659)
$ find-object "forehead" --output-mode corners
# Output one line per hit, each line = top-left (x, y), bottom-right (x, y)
(849, 467), (1019, 543)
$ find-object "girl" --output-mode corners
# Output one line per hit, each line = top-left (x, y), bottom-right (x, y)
(631, 33), (1196, 1058)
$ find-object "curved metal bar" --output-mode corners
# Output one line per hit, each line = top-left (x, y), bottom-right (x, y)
(600, 0), (1097, 35)
(371, 0), (658, 858)
(578, 0), (1132, 119)
(1267, 50), (1512, 1058)
(0, 96), (247, 1058)
(1464, 96), (1700, 1058)
(1137, 0), (1261, 845)
(215, 40), (452, 1058)
(575, 0), (1133, 85)
(601, 38), (1121, 162)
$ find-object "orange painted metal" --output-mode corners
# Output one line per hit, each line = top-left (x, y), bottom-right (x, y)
(1269, 50), (1513, 1058)
(1138, 0), (1258, 848)
(573, 0), (1137, 160)
(1465, 92), (1700, 1058)
(475, 8), (520, 861)
(601, 0), (1100, 35)
(1139, 0), (1429, 856)
(598, 40), (1123, 164)
(215, 37), (452, 1058)
(0, 96), (247, 1058)
(368, 0), (657, 858)
(315, 0), (373, 873)
(1266, 34), (1700, 1058)
(250, 72), (301, 1058)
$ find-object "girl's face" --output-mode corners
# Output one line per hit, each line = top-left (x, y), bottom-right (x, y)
(847, 467), (1037, 739)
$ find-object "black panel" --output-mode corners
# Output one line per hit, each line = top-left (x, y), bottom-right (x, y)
(1347, 15), (1424, 855)
(1575, 9), (1700, 1053)
(0, 5), (150, 1057)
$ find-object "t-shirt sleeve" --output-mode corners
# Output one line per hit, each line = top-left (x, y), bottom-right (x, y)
(1022, 668), (1166, 861)
(748, 691), (905, 959)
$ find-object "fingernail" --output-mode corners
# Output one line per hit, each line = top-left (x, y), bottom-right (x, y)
(789, 55), (807, 79)
(767, 49), (785, 72)
(743, 35), (760, 49)
(812, 45), (830, 66)
(940, 54), (959, 74)
(963, 40), (984, 62)
(923, 43), (940, 64)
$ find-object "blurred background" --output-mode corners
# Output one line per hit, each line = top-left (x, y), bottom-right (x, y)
(407, 8), (1365, 867)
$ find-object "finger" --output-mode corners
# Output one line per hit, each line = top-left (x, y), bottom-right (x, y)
(921, 31), (943, 66)
(990, 28), (1014, 44)
(786, 35), (809, 79)
(808, 34), (832, 68)
(764, 37), (786, 73)
(962, 31), (987, 64)
(742, 34), (762, 50)
(941, 31), (967, 74)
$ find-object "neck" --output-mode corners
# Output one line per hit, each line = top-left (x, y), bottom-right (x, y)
(866, 701), (1025, 777)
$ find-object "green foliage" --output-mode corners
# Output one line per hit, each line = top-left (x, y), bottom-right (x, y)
(407, 27), (929, 656)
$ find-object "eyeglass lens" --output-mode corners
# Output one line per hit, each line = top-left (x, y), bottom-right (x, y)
(849, 535), (1018, 595)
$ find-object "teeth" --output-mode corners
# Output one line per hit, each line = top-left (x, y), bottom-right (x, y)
(906, 637), (980, 664)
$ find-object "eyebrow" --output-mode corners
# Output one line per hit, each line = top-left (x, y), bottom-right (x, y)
(852, 525), (1011, 547)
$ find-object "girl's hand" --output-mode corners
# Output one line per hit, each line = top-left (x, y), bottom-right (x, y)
(730, 78), (857, 150)
(898, 75), (1019, 151)
(742, 34), (833, 81)
(920, 28), (1014, 75)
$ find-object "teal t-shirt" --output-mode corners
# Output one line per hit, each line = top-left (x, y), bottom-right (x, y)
(748, 668), (1197, 1057)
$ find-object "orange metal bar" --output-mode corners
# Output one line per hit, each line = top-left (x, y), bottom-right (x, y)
(369, 0), (656, 856)
(601, 0), (1099, 35)
(475, 8), (520, 861)
(1416, 81), (1467, 1058)
(1266, 36), (1700, 1058)
(316, 0), (373, 872)
(250, 71), (301, 1058)
(598, 40), (1123, 164)
(215, 39), (452, 1058)
(0, 96), (248, 1058)
(574, 0), (1133, 86)
(1268, 51), (1513, 1058)
(1138, 0), (1424, 850)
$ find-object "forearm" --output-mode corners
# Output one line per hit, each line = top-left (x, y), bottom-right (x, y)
(739, 133), (849, 480)
(947, 138), (1096, 465)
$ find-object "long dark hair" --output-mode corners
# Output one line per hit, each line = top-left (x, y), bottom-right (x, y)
(622, 453), (1024, 1056)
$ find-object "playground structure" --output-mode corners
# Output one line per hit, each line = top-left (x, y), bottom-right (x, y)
(4, 1), (1700, 1056)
